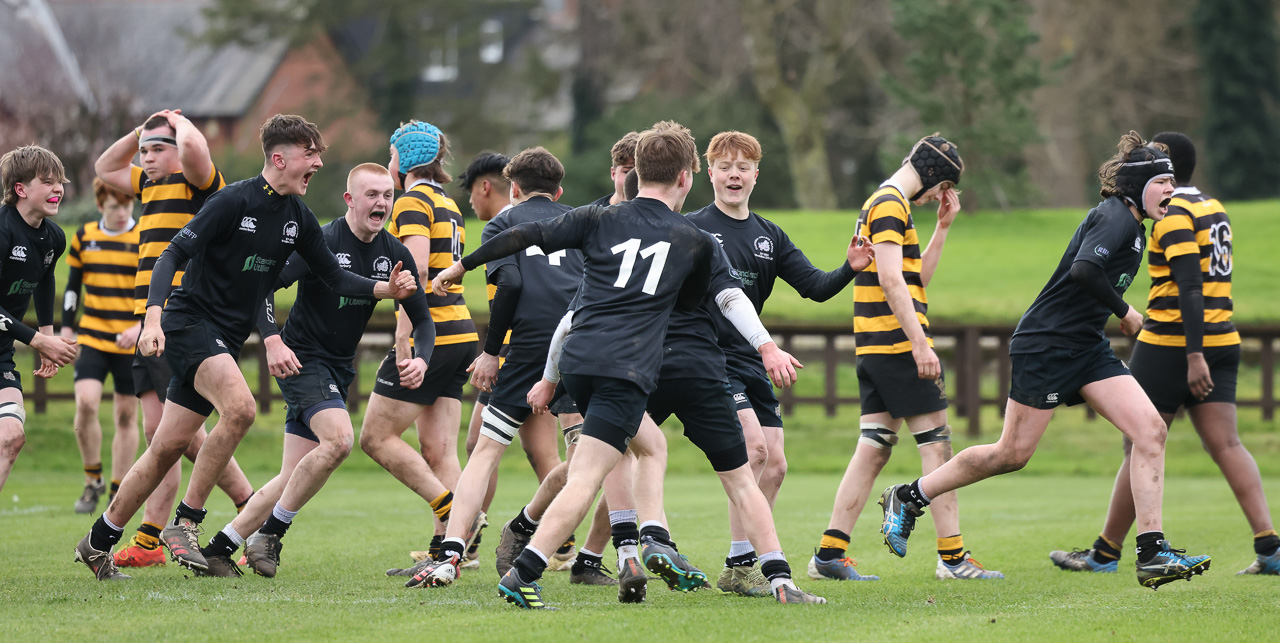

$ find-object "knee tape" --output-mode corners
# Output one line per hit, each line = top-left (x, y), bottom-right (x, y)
(479, 405), (520, 446)
(0, 401), (25, 425)
(912, 424), (952, 447)
(858, 422), (898, 450)
(561, 422), (583, 449)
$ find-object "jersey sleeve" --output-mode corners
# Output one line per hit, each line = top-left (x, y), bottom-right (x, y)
(533, 205), (599, 253)
(1072, 208), (1132, 269)
(481, 214), (516, 281)
(66, 225), (84, 269)
(866, 198), (909, 246)
(1151, 208), (1197, 260)
(130, 166), (145, 200)
(191, 164), (225, 201)
(774, 225), (855, 302)
(707, 235), (742, 294)
(392, 196), (435, 239)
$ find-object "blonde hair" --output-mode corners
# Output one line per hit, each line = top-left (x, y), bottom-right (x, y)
(704, 131), (762, 166)
(347, 162), (392, 193)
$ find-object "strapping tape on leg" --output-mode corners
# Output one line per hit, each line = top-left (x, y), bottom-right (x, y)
(0, 401), (25, 425)
(912, 424), (951, 447)
(479, 405), (520, 446)
(561, 422), (583, 449)
(858, 422), (897, 450)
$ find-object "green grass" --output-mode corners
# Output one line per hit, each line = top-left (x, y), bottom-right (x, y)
(3, 400), (1279, 640)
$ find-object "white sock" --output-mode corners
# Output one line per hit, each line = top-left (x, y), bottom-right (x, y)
(609, 509), (637, 526)
(272, 503), (299, 524)
(728, 540), (754, 558)
(618, 544), (639, 561)
(640, 519), (664, 531)
(221, 524), (245, 546)
(102, 514), (123, 533)
(579, 547), (601, 558)
(522, 506), (540, 526)
(444, 537), (466, 548)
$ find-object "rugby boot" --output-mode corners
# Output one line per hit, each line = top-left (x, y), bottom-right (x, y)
(546, 544), (577, 572)
(1237, 549), (1280, 575)
(460, 549), (481, 570)
(617, 556), (648, 603)
(461, 511), (487, 557)
(1049, 548), (1117, 573)
(195, 554), (243, 578)
(936, 552), (1005, 579)
(499, 569), (555, 610)
(74, 480), (105, 514)
(570, 559), (618, 586)
(75, 533), (130, 580)
(807, 551), (879, 581)
(405, 552), (461, 588)
(1135, 542), (1210, 590)
(716, 564), (773, 597)
(641, 536), (706, 591)
(244, 532), (283, 578)
(879, 485), (923, 558)
(409, 550), (431, 563)
(773, 583), (827, 604)
(113, 535), (165, 568)
(494, 518), (531, 578)
(161, 517), (208, 571)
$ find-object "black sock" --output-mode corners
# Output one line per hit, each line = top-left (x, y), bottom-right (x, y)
(440, 538), (466, 559)
(896, 480), (931, 508)
(726, 551), (759, 568)
(1091, 535), (1122, 563)
(556, 533), (576, 555)
(512, 548), (547, 583)
(259, 515), (291, 537)
(428, 534), (444, 559)
(611, 521), (639, 550)
(109, 480), (121, 497)
(90, 515), (123, 552)
(1135, 531), (1165, 564)
(235, 491), (253, 514)
(202, 531), (238, 559)
(468, 528), (484, 555)
(174, 501), (206, 525)
(760, 559), (791, 581)
(639, 524), (672, 546)
(511, 507), (539, 537)
(1254, 532), (1280, 557)
(817, 528), (851, 562)
(572, 550), (605, 574)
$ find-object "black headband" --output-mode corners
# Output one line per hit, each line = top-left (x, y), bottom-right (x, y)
(139, 134), (177, 148)
(1115, 149), (1174, 216)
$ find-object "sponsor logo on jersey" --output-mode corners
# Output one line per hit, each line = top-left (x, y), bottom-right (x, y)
(43, 249), (54, 266)
(282, 221), (299, 244)
(242, 254), (278, 273)
(733, 392), (747, 404)
(179, 228), (197, 240)
(336, 253), (352, 269)
(338, 296), (372, 309)
(0, 314), (9, 331)
(729, 267), (757, 286)
(215, 338), (226, 348)
(6, 279), (37, 296)
(373, 255), (392, 279)
(1094, 245), (1109, 258)
(376, 377), (397, 387)
(752, 236), (774, 260)
(1132, 235), (1143, 252)
(86, 240), (100, 252)
(239, 216), (257, 233)
(10, 246), (27, 261)
(1115, 273), (1132, 289)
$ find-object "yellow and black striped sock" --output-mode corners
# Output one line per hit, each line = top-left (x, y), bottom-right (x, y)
(817, 529), (850, 562)
(556, 533), (576, 555)
(1091, 534), (1122, 562)
(109, 479), (121, 497)
(84, 464), (103, 483)
(430, 491), (454, 522)
(428, 534), (444, 560)
(136, 522), (163, 550)
(938, 534), (964, 563)
(235, 491), (254, 514)
(1254, 529), (1280, 556)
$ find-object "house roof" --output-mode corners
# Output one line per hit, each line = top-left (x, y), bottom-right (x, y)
(1, 0), (288, 118)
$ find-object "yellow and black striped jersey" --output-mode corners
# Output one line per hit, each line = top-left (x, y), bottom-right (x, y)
(389, 183), (478, 346)
(1137, 187), (1238, 347)
(65, 220), (140, 354)
(853, 184), (932, 355)
(130, 165), (224, 315)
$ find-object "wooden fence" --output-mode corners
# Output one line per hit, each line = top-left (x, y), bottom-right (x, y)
(27, 323), (1279, 437)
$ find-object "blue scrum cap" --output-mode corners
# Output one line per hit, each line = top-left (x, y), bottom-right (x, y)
(390, 120), (443, 172)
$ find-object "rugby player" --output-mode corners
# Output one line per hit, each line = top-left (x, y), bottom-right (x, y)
(880, 131), (1211, 590)
(589, 132), (639, 206)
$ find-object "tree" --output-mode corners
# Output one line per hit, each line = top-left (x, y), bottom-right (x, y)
(1194, 0), (1280, 199)
(883, 0), (1043, 210)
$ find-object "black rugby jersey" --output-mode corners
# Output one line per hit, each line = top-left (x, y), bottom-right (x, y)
(482, 196), (583, 363)
(461, 197), (716, 393)
(150, 175), (378, 352)
(0, 204), (64, 350)
(1011, 197), (1146, 354)
(259, 217), (432, 364)
(686, 203), (854, 367)
(63, 219), (140, 354)
(1137, 187), (1238, 348)
(589, 194), (614, 207)
(658, 236), (741, 383)
(130, 166), (224, 314)
(389, 183), (477, 346)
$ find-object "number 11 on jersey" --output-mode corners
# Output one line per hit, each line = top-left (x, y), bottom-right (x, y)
(611, 238), (670, 295)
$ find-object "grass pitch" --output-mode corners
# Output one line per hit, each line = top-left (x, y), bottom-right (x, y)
(2, 402), (1278, 641)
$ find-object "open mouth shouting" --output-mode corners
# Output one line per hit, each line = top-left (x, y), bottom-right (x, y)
(302, 170), (317, 189)
(369, 209), (387, 226)
(1157, 197), (1171, 217)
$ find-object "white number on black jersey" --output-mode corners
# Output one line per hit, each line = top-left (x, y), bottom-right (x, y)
(611, 238), (670, 295)
(526, 246), (568, 266)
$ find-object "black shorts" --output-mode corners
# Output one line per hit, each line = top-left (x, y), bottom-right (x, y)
(161, 313), (241, 417)
(74, 345), (136, 396)
(857, 352), (948, 418)
(280, 358), (354, 442)
(1130, 342), (1239, 414)
(560, 373), (648, 453)
(372, 342), (474, 406)
(1009, 339), (1130, 410)
(476, 390), (491, 406)
(132, 351), (173, 401)
(486, 359), (576, 418)
(727, 361), (783, 428)
(648, 378), (748, 472)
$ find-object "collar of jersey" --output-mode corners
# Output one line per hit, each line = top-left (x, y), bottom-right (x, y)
(880, 178), (910, 204)
(256, 174), (288, 200)
(98, 217), (137, 236)
(708, 203), (752, 228)
(1173, 186), (1200, 196)
(407, 178), (442, 192)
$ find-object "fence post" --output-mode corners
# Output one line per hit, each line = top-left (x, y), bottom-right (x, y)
(33, 350), (47, 414)
(1262, 333), (1275, 421)
(778, 331), (794, 416)
(824, 333), (838, 417)
(962, 326), (981, 437)
(255, 340), (271, 413)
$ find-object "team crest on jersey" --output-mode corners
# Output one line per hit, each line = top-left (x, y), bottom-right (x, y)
(1132, 235), (1143, 252)
(752, 236), (773, 259)
(240, 217), (257, 233)
(43, 249), (54, 266)
(329, 383), (340, 393)
(86, 240), (100, 252)
(9, 246), (26, 261)
(336, 253), (352, 269)
(373, 256), (392, 279)
(215, 338), (226, 348)
(2, 371), (12, 381)
(282, 221), (299, 244)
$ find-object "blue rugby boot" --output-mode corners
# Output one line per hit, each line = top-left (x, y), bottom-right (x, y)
(1136, 542), (1210, 590)
(937, 552), (1005, 579)
(498, 568), (555, 610)
(879, 485), (923, 558)
(807, 550), (879, 581)
(1237, 549), (1280, 576)
(1049, 548), (1118, 573)
(641, 536), (707, 592)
